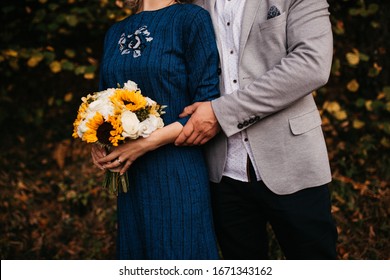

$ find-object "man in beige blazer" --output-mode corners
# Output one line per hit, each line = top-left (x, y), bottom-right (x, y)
(176, 0), (338, 259)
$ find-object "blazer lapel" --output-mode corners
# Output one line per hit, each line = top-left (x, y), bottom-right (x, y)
(239, 0), (262, 63)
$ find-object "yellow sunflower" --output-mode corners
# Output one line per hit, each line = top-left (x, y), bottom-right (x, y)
(82, 112), (120, 146)
(83, 112), (104, 143)
(111, 89), (147, 112)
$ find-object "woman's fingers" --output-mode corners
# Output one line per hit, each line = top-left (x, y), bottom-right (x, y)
(120, 159), (133, 175)
(91, 145), (106, 170)
(102, 157), (123, 169)
(97, 150), (120, 165)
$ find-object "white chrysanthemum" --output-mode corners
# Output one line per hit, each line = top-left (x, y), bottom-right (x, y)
(145, 97), (156, 107)
(123, 80), (139, 92)
(138, 115), (164, 138)
(77, 120), (88, 138)
(121, 110), (140, 139)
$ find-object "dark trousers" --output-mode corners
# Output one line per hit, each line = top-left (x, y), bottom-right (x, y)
(210, 167), (338, 260)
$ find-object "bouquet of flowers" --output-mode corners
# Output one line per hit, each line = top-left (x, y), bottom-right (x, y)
(72, 80), (166, 194)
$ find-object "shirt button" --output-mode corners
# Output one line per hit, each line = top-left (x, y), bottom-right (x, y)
(230, 50), (234, 54)
(227, 22), (230, 26)
(244, 138), (248, 142)
(233, 79), (237, 83)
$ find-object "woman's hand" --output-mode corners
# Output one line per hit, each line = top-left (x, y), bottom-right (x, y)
(97, 138), (150, 175)
(91, 144), (107, 170)
(97, 122), (184, 175)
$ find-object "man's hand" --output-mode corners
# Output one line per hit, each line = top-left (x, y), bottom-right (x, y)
(175, 101), (220, 146)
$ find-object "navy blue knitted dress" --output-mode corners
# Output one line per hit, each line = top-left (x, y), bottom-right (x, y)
(99, 4), (220, 259)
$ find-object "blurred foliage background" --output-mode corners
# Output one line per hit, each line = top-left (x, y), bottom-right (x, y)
(0, 0), (389, 260)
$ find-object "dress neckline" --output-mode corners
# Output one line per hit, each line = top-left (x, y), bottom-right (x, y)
(135, 3), (178, 15)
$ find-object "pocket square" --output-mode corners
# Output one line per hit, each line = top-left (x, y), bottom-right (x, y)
(267, 5), (281, 19)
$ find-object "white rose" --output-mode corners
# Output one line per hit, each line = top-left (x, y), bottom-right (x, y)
(123, 80), (139, 92)
(154, 116), (164, 129)
(87, 99), (114, 119)
(121, 110), (140, 139)
(138, 115), (164, 138)
(95, 88), (115, 99)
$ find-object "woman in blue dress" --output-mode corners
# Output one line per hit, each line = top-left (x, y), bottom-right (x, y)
(91, 0), (220, 259)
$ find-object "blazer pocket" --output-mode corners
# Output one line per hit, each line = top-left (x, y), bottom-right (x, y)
(259, 12), (287, 30)
(289, 109), (322, 135)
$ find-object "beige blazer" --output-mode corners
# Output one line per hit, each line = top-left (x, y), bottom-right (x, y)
(194, 0), (333, 195)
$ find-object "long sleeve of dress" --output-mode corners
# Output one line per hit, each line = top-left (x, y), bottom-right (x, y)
(177, 9), (220, 126)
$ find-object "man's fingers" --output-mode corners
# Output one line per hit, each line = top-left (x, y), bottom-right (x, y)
(174, 133), (186, 146)
(175, 120), (195, 145)
(192, 124), (221, 146)
(178, 106), (194, 118)
(184, 133), (199, 146)
(178, 102), (202, 118)
(199, 136), (212, 145)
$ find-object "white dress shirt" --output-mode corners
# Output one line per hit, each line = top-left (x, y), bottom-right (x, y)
(215, 0), (261, 182)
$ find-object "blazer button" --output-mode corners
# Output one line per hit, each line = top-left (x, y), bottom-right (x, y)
(254, 116), (260, 121)
(249, 118), (255, 124)
(243, 121), (249, 126)
(217, 68), (221, 75)
(237, 123), (244, 129)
